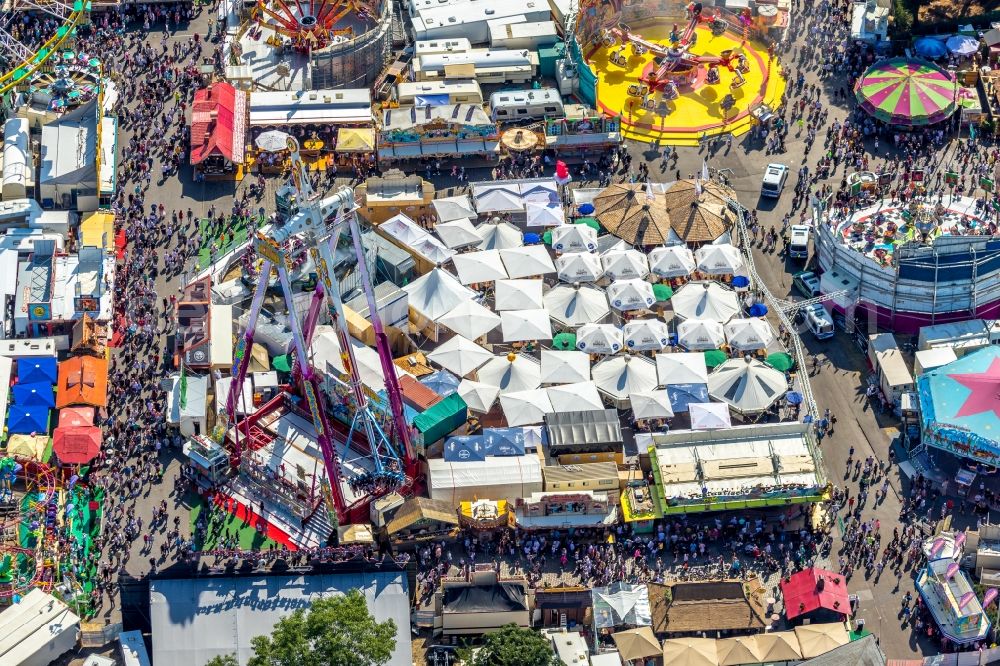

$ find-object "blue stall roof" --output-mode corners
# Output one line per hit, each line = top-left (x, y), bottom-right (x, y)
(7, 405), (49, 434)
(17, 357), (57, 385)
(12, 382), (55, 408)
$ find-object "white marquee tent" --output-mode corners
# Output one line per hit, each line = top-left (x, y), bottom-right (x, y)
(402, 268), (476, 321)
(495, 278), (545, 311)
(556, 251), (603, 283)
(500, 245), (556, 278)
(457, 378), (502, 413)
(724, 318), (776, 352)
(526, 201), (566, 227)
(476, 221), (523, 250)
(577, 323), (624, 354)
(476, 353), (541, 393)
(552, 224), (598, 252)
(539, 350), (591, 384)
(501, 309), (553, 342)
(436, 300), (501, 340)
(695, 244), (744, 275)
(500, 389), (553, 426)
(473, 183), (524, 213)
(671, 282), (740, 322)
(451, 250), (508, 284)
(708, 357), (788, 414)
(592, 355), (658, 406)
(623, 319), (671, 351)
(434, 218), (481, 249)
(380, 213), (428, 246)
(544, 284), (610, 328)
(546, 381), (604, 413)
(426, 334), (493, 377)
(655, 352), (708, 385)
(649, 245), (696, 278)
(689, 402), (733, 429)
(677, 319), (726, 351)
(432, 194), (476, 222)
(607, 279), (656, 311)
(602, 249), (649, 280)
(630, 390), (674, 419)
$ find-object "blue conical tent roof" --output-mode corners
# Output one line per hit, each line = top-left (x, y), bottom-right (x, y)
(7, 405), (50, 434)
(17, 358), (57, 385)
(12, 382), (55, 408)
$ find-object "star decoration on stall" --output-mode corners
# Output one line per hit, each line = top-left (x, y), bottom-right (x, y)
(949, 357), (1000, 419)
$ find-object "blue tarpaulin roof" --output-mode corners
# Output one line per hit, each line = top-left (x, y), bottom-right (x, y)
(415, 94), (450, 107)
(7, 405), (50, 434)
(444, 435), (487, 462)
(443, 427), (535, 462)
(12, 382), (55, 408)
(420, 370), (461, 397)
(667, 383), (710, 413)
(18, 358), (57, 385)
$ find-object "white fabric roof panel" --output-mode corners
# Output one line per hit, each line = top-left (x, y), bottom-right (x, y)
(494, 278), (544, 311)
(525, 201), (565, 227)
(500, 388), (554, 426)
(476, 221), (523, 250)
(428, 454), (543, 503)
(402, 268), (477, 321)
(433, 194), (476, 222)
(427, 334), (493, 377)
(592, 355), (658, 402)
(436, 299), (501, 340)
(655, 352), (709, 385)
(546, 381), (603, 413)
(434, 218), (482, 249)
(501, 309), (553, 342)
(451, 249), (508, 284)
(499, 245), (556, 278)
(671, 281), (740, 322)
(476, 353), (541, 393)
(544, 284), (609, 329)
(473, 183), (524, 213)
(540, 350), (591, 385)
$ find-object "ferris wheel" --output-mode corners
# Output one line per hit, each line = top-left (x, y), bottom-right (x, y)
(0, 0), (89, 96)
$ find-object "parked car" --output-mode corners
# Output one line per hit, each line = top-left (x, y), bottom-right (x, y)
(792, 270), (821, 298)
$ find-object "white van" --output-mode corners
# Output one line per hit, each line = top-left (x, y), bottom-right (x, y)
(803, 303), (835, 340)
(761, 163), (788, 198)
(789, 225), (810, 260)
(489, 88), (564, 122)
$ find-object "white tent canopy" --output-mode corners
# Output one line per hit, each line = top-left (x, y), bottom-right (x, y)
(695, 244), (744, 275)
(671, 282), (740, 322)
(708, 357), (788, 414)
(544, 284), (610, 328)
(677, 319), (726, 351)
(451, 250), (508, 284)
(474, 183), (524, 213)
(649, 245), (696, 278)
(577, 323), (624, 354)
(526, 201), (565, 227)
(592, 355), (658, 405)
(607, 279), (656, 311)
(495, 278), (545, 311)
(427, 334), (493, 377)
(630, 390), (674, 419)
(476, 221), (523, 250)
(689, 402), (732, 429)
(411, 236), (455, 265)
(501, 309), (553, 342)
(380, 213), (428, 245)
(520, 181), (559, 203)
(403, 267), (477, 321)
(556, 251), (603, 283)
(434, 218), (481, 249)
(602, 249), (649, 280)
(500, 389), (553, 426)
(724, 318), (775, 352)
(433, 194), (476, 222)
(476, 353), (541, 393)
(552, 224), (598, 252)
(540, 350), (591, 384)
(436, 300), (501, 340)
(655, 352), (709, 385)
(500, 245), (556, 278)
(623, 319), (671, 351)
(457, 378), (502, 413)
(546, 381), (604, 412)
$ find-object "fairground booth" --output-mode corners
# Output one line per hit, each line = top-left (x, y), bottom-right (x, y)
(189, 82), (248, 179)
(918, 345), (1000, 469)
(247, 88), (376, 174)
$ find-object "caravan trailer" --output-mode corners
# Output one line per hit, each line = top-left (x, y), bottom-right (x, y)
(397, 80), (484, 105)
(489, 88), (564, 122)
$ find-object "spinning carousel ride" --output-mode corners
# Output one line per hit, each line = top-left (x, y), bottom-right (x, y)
(28, 53), (100, 112)
(0, 0), (89, 96)
(252, 0), (378, 51)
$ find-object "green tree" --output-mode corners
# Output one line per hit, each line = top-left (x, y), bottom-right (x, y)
(891, 0), (914, 34)
(468, 624), (560, 666)
(204, 657), (239, 666)
(247, 591), (397, 666)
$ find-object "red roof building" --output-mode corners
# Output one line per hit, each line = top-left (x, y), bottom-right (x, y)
(780, 567), (851, 622)
(53, 426), (102, 465)
(190, 82), (247, 165)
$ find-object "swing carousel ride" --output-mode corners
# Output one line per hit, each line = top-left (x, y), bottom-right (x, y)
(251, 0), (379, 51)
(585, 1), (785, 145)
(0, 0), (89, 95)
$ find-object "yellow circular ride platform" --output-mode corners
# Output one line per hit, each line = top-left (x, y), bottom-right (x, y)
(586, 22), (785, 146)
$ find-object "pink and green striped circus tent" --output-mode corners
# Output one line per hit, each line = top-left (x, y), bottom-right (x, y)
(854, 57), (958, 126)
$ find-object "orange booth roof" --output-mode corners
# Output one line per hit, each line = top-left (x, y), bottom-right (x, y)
(56, 355), (109, 409)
